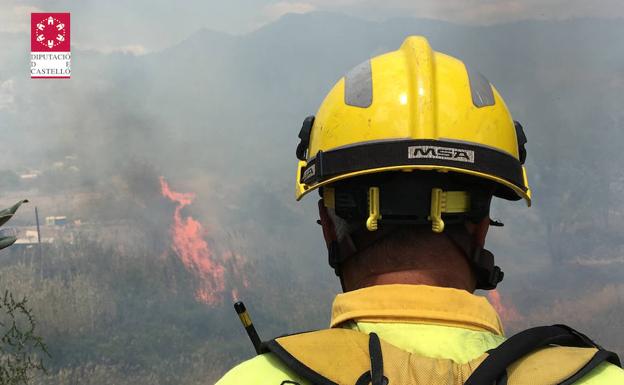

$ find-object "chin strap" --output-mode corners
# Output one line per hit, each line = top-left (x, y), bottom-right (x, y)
(444, 225), (504, 290)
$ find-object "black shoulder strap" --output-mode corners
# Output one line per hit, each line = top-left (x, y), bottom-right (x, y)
(266, 331), (387, 385)
(464, 324), (621, 385)
(265, 338), (337, 385)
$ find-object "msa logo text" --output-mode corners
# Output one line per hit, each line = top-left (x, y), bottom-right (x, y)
(302, 164), (316, 180)
(408, 145), (475, 163)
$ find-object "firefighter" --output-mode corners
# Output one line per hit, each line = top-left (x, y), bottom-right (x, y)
(216, 36), (623, 385)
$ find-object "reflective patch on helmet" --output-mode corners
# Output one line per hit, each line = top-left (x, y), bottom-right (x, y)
(408, 145), (475, 163)
(466, 66), (495, 107)
(344, 60), (372, 108)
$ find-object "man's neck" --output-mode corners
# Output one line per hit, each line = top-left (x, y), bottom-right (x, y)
(347, 269), (476, 293)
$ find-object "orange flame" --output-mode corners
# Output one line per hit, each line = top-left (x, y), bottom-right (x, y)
(488, 290), (522, 323)
(160, 177), (225, 305)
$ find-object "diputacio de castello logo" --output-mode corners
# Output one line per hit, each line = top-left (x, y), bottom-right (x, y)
(30, 13), (71, 79)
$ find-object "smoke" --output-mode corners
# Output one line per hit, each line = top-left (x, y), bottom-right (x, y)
(487, 290), (522, 324)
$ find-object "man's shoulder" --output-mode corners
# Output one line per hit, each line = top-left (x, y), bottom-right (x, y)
(575, 361), (624, 385)
(214, 354), (624, 385)
(215, 353), (307, 385)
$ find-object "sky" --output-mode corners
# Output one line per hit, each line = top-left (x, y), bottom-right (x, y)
(1, 0), (623, 53)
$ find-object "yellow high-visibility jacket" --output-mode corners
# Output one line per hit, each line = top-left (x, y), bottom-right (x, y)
(216, 285), (624, 384)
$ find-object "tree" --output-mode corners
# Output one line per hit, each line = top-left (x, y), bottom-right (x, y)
(0, 200), (49, 384)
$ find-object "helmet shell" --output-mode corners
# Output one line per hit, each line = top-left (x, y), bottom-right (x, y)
(296, 36), (531, 205)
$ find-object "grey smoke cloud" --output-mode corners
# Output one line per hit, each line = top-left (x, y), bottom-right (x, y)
(282, 0), (624, 24)
(1, 0), (622, 51)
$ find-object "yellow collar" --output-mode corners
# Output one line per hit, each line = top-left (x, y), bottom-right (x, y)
(330, 284), (503, 335)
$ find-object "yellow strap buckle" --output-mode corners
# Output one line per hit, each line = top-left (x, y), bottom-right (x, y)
(366, 187), (381, 231)
(429, 188), (470, 233)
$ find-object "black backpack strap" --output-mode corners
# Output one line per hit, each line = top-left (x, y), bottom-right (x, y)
(265, 329), (382, 385)
(465, 324), (621, 385)
(266, 330), (392, 385)
(265, 338), (337, 385)
(559, 349), (621, 385)
(355, 333), (389, 385)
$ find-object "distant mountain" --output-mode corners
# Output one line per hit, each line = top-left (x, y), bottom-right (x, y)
(138, 12), (624, 185)
(2, 13), (624, 266)
(4, 13), (623, 177)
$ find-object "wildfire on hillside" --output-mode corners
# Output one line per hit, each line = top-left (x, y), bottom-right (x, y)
(159, 177), (248, 305)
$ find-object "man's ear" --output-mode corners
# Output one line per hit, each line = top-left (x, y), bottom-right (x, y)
(318, 199), (338, 247)
(466, 216), (490, 247)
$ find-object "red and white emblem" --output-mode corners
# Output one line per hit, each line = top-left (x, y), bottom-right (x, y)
(30, 13), (71, 79)
(31, 13), (70, 52)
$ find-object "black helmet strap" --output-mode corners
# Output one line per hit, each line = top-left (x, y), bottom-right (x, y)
(327, 222), (503, 291)
(444, 225), (504, 290)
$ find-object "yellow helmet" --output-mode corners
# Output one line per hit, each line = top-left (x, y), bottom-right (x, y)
(295, 36), (530, 290)
(295, 36), (530, 208)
